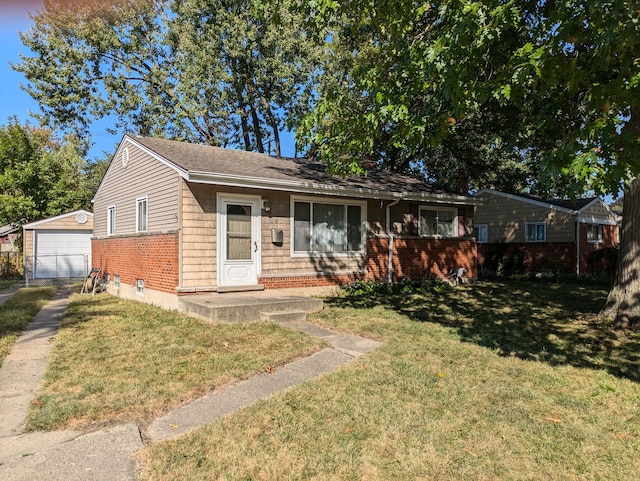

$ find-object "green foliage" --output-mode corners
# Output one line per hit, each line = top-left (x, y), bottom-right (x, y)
(299, 0), (640, 197)
(16, 0), (325, 156)
(0, 119), (98, 229)
(340, 278), (451, 298)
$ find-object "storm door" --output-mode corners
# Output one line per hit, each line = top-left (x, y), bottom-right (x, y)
(218, 195), (261, 286)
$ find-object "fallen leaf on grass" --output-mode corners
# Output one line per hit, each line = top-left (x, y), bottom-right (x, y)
(265, 366), (276, 374)
(464, 449), (478, 458)
(614, 433), (628, 439)
(31, 400), (44, 406)
(345, 426), (352, 433)
(545, 417), (561, 424)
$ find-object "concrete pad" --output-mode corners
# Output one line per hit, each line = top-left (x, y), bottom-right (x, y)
(326, 334), (382, 357)
(0, 287), (71, 438)
(0, 424), (143, 481)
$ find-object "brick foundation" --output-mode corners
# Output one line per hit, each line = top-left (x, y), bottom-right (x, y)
(478, 223), (618, 275)
(93, 233), (478, 293)
(92, 232), (179, 294)
(366, 237), (478, 282)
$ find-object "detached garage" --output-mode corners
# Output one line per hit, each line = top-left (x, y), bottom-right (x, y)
(23, 210), (94, 284)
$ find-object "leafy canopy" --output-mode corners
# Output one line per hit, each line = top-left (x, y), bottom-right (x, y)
(299, 0), (640, 196)
(16, 0), (325, 156)
(0, 118), (100, 227)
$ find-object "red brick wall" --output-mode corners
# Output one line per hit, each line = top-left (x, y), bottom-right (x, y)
(579, 223), (617, 274)
(260, 274), (361, 289)
(92, 233), (179, 294)
(478, 242), (576, 273)
(260, 237), (478, 289)
(478, 223), (618, 275)
(366, 237), (478, 282)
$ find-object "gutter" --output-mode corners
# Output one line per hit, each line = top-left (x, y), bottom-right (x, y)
(386, 199), (401, 284)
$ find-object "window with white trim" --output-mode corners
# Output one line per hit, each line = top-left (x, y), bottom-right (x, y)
(525, 222), (546, 242)
(587, 224), (603, 243)
(419, 207), (458, 237)
(473, 224), (488, 243)
(292, 198), (364, 254)
(136, 196), (148, 232)
(107, 205), (116, 236)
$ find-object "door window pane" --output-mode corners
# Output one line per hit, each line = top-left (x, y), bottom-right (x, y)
(227, 204), (251, 260)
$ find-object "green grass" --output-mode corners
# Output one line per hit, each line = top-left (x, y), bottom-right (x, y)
(0, 279), (20, 290)
(139, 280), (640, 481)
(0, 287), (58, 364)
(25, 293), (325, 431)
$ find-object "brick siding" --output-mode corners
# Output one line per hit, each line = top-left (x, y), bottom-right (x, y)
(92, 232), (179, 294)
(365, 237), (478, 282)
(477, 223), (618, 275)
(260, 237), (478, 289)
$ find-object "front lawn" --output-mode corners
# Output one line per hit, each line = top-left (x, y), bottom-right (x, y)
(139, 280), (640, 481)
(25, 293), (325, 431)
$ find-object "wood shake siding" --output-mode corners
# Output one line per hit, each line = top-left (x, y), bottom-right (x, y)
(93, 145), (179, 238)
(475, 192), (575, 243)
(181, 182), (217, 287)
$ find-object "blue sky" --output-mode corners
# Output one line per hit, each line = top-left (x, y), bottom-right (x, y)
(1, 1), (131, 160)
(0, 0), (298, 160)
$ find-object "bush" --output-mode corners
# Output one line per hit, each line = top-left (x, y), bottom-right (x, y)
(340, 278), (452, 297)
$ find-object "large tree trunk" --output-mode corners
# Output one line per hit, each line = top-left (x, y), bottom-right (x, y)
(600, 175), (640, 329)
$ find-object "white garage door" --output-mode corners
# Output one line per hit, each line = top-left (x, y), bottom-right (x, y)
(34, 230), (92, 278)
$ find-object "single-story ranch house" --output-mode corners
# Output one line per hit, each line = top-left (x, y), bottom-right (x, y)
(92, 135), (478, 308)
(473, 189), (620, 275)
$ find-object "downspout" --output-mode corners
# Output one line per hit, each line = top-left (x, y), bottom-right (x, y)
(575, 212), (580, 276)
(386, 199), (401, 284)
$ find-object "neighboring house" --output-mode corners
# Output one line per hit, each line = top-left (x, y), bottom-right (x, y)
(91, 135), (478, 308)
(0, 224), (19, 254)
(473, 189), (620, 275)
(0, 224), (20, 275)
(23, 210), (94, 282)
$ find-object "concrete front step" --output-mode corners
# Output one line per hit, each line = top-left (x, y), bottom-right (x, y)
(177, 295), (323, 323)
(260, 310), (307, 323)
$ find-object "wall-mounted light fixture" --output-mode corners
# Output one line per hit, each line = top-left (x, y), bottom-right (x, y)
(262, 199), (271, 212)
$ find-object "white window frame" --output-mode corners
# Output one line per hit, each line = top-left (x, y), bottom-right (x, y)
(418, 206), (459, 238)
(136, 196), (148, 233)
(290, 195), (366, 257)
(474, 224), (488, 243)
(525, 222), (546, 242)
(107, 205), (116, 236)
(587, 224), (603, 243)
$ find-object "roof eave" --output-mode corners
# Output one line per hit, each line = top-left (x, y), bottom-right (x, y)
(187, 172), (477, 205)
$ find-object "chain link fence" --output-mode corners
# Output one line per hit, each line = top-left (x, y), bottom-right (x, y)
(24, 254), (90, 287)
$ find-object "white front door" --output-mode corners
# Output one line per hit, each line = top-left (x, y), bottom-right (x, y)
(218, 194), (261, 287)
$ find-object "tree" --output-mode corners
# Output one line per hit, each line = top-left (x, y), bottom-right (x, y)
(15, 0), (323, 156)
(300, 1), (640, 327)
(0, 119), (96, 229)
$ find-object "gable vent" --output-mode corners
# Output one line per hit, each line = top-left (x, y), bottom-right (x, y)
(121, 147), (129, 168)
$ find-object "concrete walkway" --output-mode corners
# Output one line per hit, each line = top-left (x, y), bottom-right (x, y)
(0, 288), (381, 480)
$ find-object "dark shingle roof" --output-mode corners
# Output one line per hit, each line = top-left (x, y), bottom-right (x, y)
(544, 198), (596, 210)
(130, 135), (460, 199)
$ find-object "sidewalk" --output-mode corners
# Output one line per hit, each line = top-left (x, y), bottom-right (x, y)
(0, 288), (381, 480)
